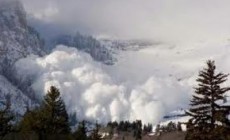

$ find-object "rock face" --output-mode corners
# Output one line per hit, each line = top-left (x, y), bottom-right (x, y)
(0, 0), (44, 74)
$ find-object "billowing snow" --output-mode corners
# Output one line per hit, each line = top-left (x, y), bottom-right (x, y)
(13, 44), (189, 124)
(15, 39), (230, 125)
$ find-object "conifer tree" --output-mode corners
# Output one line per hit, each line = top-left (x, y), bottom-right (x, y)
(19, 86), (70, 136)
(19, 108), (43, 133)
(0, 102), (14, 138)
(73, 120), (88, 140)
(89, 122), (102, 140)
(143, 123), (152, 134)
(177, 122), (182, 131)
(186, 60), (230, 140)
(133, 120), (142, 140)
(41, 86), (70, 134)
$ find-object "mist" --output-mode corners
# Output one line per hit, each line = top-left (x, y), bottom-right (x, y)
(20, 0), (230, 44)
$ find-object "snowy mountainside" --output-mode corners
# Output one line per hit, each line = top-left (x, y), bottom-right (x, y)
(51, 33), (115, 65)
(0, 0), (43, 116)
(0, 0), (44, 75)
(99, 39), (157, 51)
(49, 34), (156, 65)
(0, 75), (34, 116)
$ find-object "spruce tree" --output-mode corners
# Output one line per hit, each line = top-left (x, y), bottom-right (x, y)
(186, 60), (230, 140)
(19, 86), (70, 136)
(41, 86), (70, 134)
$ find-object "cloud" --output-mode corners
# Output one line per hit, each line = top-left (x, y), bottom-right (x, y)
(15, 45), (191, 124)
(20, 0), (230, 43)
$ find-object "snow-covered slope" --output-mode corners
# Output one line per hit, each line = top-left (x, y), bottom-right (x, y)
(99, 39), (157, 51)
(0, 75), (34, 117)
(0, 0), (43, 116)
(48, 33), (115, 65)
(0, 0), (44, 75)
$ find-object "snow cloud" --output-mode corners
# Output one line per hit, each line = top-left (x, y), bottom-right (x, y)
(15, 45), (191, 124)
(20, 0), (230, 43)
(14, 40), (230, 124)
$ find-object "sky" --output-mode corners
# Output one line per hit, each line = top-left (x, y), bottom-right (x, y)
(20, 0), (230, 44)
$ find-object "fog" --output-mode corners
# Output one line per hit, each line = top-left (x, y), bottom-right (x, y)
(21, 0), (230, 44)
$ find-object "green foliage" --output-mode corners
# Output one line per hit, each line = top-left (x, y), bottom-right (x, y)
(186, 60), (230, 140)
(1, 132), (39, 140)
(177, 122), (182, 131)
(41, 86), (70, 134)
(0, 103), (14, 137)
(133, 120), (142, 140)
(18, 108), (43, 133)
(143, 123), (153, 133)
(106, 120), (145, 139)
(155, 122), (182, 134)
(19, 86), (70, 136)
(88, 123), (102, 140)
(107, 121), (118, 129)
(1, 133), (75, 140)
(73, 121), (88, 140)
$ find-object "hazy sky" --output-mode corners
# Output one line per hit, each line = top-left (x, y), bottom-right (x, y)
(21, 0), (230, 43)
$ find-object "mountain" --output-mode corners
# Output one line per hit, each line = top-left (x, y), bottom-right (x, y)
(51, 33), (116, 65)
(0, 75), (36, 117)
(50, 33), (157, 65)
(99, 39), (157, 51)
(0, 0), (44, 116)
(0, 0), (44, 75)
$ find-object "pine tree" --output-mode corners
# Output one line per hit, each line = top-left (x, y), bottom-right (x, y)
(143, 123), (152, 134)
(133, 120), (142, 140)
(0, 102), (14, 138)
(186, 60), (230, 140)
(89, 122), (102, 140)
(166, 121), (177, 132)
(41, 86), (70, 134)
(73, 120), (88, 140)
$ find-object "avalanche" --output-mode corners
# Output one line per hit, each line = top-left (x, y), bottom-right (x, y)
(15, 45), (191, 125)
